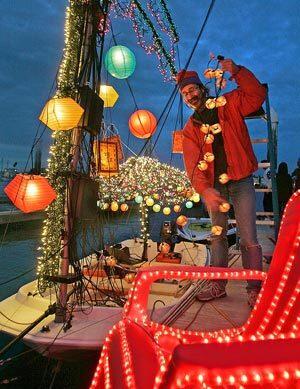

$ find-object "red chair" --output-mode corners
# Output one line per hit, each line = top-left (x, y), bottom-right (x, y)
(90, 190), (300, 388)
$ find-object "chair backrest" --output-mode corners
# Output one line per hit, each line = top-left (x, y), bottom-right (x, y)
(244, 190), (300, 336)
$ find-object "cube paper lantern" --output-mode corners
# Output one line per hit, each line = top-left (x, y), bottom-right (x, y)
(39, 97), (84, 131)
(4, 174), (57, 213)
(99, 85), (119, 108)
(172, 130), (183, 153)
(93, 141), (119, 177)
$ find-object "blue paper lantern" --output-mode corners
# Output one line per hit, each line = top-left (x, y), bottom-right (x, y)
(185, 201), (193, 209)
(105, 45), (136, 79)
(135, 195), (143, 204)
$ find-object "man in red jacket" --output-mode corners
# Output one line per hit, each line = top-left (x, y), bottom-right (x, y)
(176, 59), (266, 308)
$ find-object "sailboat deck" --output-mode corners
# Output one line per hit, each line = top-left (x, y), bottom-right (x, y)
(170, 225), (273, 332)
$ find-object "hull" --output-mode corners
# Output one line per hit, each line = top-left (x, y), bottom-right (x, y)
(0, 240), (207, 360)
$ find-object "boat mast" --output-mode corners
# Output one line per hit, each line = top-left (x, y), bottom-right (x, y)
(55, 1), (108, 322)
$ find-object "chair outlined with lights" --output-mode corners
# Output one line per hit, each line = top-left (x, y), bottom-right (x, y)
(90, 190), (300, 389)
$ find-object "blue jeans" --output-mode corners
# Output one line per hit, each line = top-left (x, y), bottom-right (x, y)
(209, 175), (262, 292)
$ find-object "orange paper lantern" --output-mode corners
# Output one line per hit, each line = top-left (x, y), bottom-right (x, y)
(128, 110), (157, 139)
(4, 174), (56, 213)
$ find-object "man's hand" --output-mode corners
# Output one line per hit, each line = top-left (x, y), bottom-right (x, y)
(202, 188), (227, 211)
(219, 58), (240, 76)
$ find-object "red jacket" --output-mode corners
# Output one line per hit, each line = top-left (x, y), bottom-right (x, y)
(182, 66), (266, 194)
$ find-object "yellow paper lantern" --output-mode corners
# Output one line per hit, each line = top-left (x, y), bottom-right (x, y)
(219, 202), (230, 213)
(146, 197), (154, 207)
(197, 160), (208, 171)
(153, 204), (161, 213)
(39, 97), (84, 131)
(219, 173), (229, 184)
(191, 193), (200, 203)
(205, 134), (214, 144)
(163, 207), (171, 215)
(111, 201), (119, 211)
(99, 85), (119, 108)
(211, 225), (223, 235)
(159, 242), (170, 254)
(204, 152), (215, 163)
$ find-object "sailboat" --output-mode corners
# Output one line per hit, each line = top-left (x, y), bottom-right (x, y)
(0, 0), (209, 359)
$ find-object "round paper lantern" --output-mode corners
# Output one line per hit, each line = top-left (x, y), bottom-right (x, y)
(111, 201), (119, 211)
(185, 201), (193, 209)
(211, 225), (223, 235)
(104, 45), (136, 79)
(163, 207), (171, 215)
(197, 160), (208, 171)
(159, 242), (170, 254)
(176, 215), (188, 227)
(4, 174), (57, 213)
(219, 202), (230, 213)
(173, 204), (181, 213)
(153, 204), (161, 213)
(120, 203), (128, 212)
(106, 256), (117, 266)
(125, 273), (135, 283)
(191, 193), (200, 203)
(219, 173), (229, 184)
(129, 110), (157, 139)
(146, 197), (154, 207)
(135, 195), (143, 204)
(39, 97), (84, 131)
(99, 85), (119, 108)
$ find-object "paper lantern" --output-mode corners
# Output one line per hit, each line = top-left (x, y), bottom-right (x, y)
(197, 160), (208, 171)
(191, 193), (200, 203)
(106, 256), (117, 266)
(129, 110), (157, 139)
(93, 141), (119, 177)
(185, 201), (193, 209)
(159, 242), (170, 254)
(104, 45), (136, 79)
(99, 85), (119, 108)
(219, 173), (229, 184)
(4, 174), (56, 213)
(205, 134), (214, 144)
(176, 215), (188, 227)
(110, 201), (119, 212)
(205, 98), (216, 109)
(219, 202), (230, 213)
(200, 124), (210, 134)
(146, 197), (154, 207)
(120, 203), (128, 212)
(153, 204), (161, 213)
(211, 225), (223, 235)
(204, 152), (215, 162)
(163, 207), (171, 215)
(39, 97), (84, 131)
(215, 95), (227, 107)
(172, 130), (183, 154)
(134, 195), (143, 204)
(100, 134), (124, 161)
(210, 123), (222, 134)
(173, 204), (181, 213)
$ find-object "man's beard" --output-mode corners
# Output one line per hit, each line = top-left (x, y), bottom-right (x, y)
(187, 96), (205, 111)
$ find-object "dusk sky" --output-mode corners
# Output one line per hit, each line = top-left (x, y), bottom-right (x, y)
(0, 1), (299, 174)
